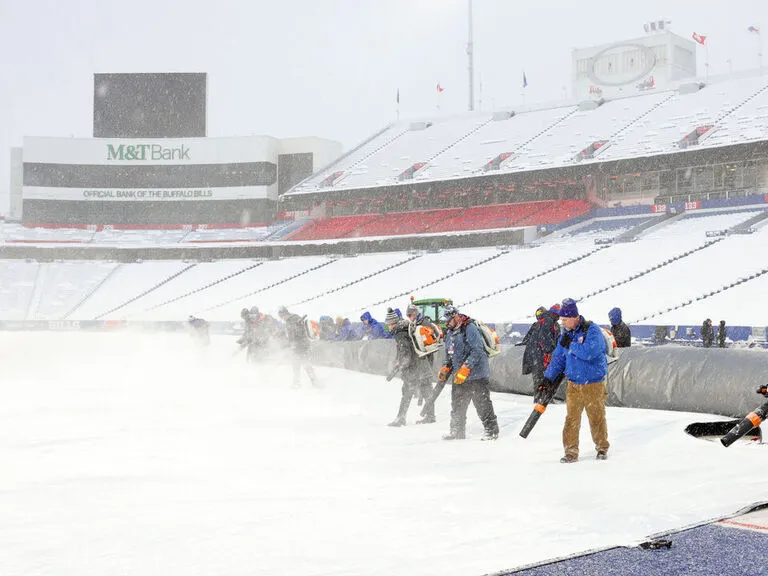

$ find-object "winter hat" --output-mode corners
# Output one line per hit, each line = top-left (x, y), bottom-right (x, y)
(608, 307), (622, 325)
(406, 304), (419, 317)
(535, 306), (547, 319)
(549, 303), (561, 317)
(394, 308), (403, 318)
(440, 305), (459, 322)
(360, 311), (373, 322)
(559, 298), (579, 318)
(278, 306), (289, 318)
(384, 308), (400, 325)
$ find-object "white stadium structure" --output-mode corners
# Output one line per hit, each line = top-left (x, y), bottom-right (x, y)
(3, 31), (768, 338)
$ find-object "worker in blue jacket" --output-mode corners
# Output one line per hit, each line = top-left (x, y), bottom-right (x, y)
(542, 298), (610, 463)
(360, 311), (387, 340)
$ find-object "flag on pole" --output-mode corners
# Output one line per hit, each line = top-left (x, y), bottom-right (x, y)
(748, 26), (761, 34)
(692, 32), (707, 45)
(436, 82), (444, 93)
(522, 71), (528, 88)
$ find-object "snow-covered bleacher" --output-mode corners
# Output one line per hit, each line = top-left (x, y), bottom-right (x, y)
(3, 205), (768, 329)
(417, 106), (577, 181)
(28, 261), (118, 320)
(0, 222), (296, 247)
(288, 73), (768, 196)
(68, 261), (192, 320)
(594, 75), (768, 162)
(0, 260), (40, 320)
(338, 115), (494, 190)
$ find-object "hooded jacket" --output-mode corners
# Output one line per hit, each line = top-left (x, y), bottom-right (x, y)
(360, 311), (387, 340)
(544, 316), (607, 385)
(608, 307), (631, 348)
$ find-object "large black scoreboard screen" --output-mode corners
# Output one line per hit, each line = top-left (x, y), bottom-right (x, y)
(93, 73), (207, 138)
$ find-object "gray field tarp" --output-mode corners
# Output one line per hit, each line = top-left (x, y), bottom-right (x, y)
(311, 340), (768, 418)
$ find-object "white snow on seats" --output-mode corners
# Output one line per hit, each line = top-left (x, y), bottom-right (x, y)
(69, 261), (192, 320)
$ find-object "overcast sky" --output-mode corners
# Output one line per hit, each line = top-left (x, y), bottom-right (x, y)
(1, 0), (767, 213)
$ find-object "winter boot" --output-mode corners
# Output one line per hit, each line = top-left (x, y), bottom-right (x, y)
(442, 426), (465, 440)
(481, 429), (499, 441)
(416, 416), (436, 424)
(387, 417), (406, 427)
(596, 451), (608, 460)
(560, 454), (578, 464)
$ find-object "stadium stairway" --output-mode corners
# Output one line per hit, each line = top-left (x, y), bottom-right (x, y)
(24, 262), (48, 321)
(460, 246), (609, 307)
(420, 116), (495, 169)
(62, 264), (123, 320)
(329, 126), (410, 187)
(596, 92), (677, 159)
(574, 238), (724, 303)
(633, 265), (768, 323)
(359, 249), (510, 311)
(291, 253), (424, 306)
(613, 211), (684, 243)
(511, 107), (580, 158)
(199, 259), (337, 314)
(138, 262), (266, 315)
(94, 264), (198, 319)
(728, 210), (768, 234)
(704, 81), (768, 141)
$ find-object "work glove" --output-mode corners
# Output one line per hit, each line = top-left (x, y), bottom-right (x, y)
(453, 364), (471, 384)
(437, 365), (452, 382)
(757, 384), (768, 398)
(560, 333), (573, 349)
(543, 353), (552, 368)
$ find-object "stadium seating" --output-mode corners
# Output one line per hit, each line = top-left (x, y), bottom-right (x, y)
(283, 201), (585, 240)
(288, 74), (768, 196)
(286, 213), (382, 241)
(427, 201), (555, 233)
(350, 208), (462, 237)
(512, 199), (593, 226)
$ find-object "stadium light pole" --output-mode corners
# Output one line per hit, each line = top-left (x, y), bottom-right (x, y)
(467, 0), (475, 111)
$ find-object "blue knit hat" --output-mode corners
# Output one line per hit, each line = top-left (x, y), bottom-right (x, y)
(560, 298), (579, 318)
(608, 307), (622, 325)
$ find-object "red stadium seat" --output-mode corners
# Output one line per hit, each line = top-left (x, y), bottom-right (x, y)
(286, 214), (382, 241)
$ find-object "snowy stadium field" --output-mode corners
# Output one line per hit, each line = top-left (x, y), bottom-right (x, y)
(1, 331), (767, 576)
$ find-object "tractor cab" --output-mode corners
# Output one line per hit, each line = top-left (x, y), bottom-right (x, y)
(410, 296), (453, 329)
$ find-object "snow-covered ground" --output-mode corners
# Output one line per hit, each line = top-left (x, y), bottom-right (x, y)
(1, 331), (767, 576)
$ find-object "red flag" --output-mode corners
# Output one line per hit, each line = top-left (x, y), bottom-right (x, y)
(436, 82), (445, 93)
(692, 32), (707, 45)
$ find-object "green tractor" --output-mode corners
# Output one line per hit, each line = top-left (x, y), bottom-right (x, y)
(410, 296), (454, 330)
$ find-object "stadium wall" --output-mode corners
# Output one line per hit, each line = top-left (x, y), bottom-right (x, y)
(23, 136), (280, 226)
(0, 227), (529, 260)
